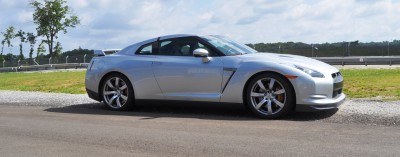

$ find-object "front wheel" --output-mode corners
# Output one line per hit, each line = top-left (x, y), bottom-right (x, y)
(100, 74), (134, 111)
(245, 73), (295, 119)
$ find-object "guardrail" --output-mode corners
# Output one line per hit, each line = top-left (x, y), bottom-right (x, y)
(0, 63), (89, 73)
(0, 56), (399, 73)
(315, 56), (400, 66)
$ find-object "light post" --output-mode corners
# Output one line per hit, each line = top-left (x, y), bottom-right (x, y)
(278, 45), (281, 53)
(83, 54), (87, 63)
(66, 56), (69, 63)
(387, 40), (390, 56)
(49, 57), (52, 64)
(2, 60), (5, 68)
(314, 47), (319, 57)
(347, 42), (351, 56)
(311, 44), (314, 57)
(18, 59), (20, 67)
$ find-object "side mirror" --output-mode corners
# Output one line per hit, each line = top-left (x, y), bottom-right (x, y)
(193, 48), (210, 63)
(93, 50), (105, 57)
(193, 48), (209, 57)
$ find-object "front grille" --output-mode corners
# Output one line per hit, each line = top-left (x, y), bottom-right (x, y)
(333, 88), (342, 98)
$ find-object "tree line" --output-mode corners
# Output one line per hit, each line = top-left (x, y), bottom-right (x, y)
(248, 40), (400, 57)
(0, 0), (79, 64)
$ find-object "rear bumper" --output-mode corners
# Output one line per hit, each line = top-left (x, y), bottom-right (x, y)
(296, 93), (346, 112)
(86, 88), (101, 102)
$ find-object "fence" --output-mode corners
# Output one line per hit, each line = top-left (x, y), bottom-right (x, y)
(316, 56), (400, 66)
(1, 54), (94, 68)
(1, 54), (400, 73)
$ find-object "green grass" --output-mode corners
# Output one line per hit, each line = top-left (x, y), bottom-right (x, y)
(0, 71), (86, 94)
(0, 69), (399, 100)
(340, 68), (400, 100)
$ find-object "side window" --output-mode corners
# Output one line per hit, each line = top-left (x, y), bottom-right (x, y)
(159, 39), (193, 56)
(159, 40), (175, 56)
(137, 44), (153, 55)
(180, 45), (191, 55)
(158, 37), (216, 56)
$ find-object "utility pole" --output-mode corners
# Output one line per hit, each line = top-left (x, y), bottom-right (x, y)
(83, 54), (87, 63)
(347, 42), (351, 56)
(66, 56), (69, 63)
(278, 45), (281, 53)
(311, 44), (314, 57)
(388, 41), (390, 56)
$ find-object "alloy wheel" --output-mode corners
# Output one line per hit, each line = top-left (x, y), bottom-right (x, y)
(102, 77), (129, 109)
(250, 77), (286, 115)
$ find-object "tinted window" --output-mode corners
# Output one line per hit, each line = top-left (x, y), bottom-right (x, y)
(158, 37), (215, 56)
(137, 44), (153, 54)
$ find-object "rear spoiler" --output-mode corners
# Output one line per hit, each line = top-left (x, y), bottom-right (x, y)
(93, 49), (121, 57)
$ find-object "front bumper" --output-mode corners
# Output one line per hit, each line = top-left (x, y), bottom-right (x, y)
(296, 93), (345, 112)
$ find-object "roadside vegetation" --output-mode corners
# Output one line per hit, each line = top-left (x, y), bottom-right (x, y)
(0, 69), (399, 100)
(0, 71), (85, 94)
(340, 68), (400, 100)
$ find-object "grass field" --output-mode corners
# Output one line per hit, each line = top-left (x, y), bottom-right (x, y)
(0, 71), (86, 94)
(0, 69), (399, 100)
(341, 68), (400, 100)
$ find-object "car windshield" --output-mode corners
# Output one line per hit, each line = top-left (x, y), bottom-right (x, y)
(201, 35), (258, 56)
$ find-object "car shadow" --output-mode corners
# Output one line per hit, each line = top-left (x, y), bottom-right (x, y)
(44, 101), (338, 121)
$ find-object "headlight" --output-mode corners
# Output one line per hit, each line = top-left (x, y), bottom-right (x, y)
(294, 65), (324, 78)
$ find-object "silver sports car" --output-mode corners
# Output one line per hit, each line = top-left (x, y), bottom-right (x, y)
(85, 34), (345, 118)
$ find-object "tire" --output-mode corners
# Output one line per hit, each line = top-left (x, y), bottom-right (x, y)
(100, 73), (135, 111)
(245, 73), (295, 119)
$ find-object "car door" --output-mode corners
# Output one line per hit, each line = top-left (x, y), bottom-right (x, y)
(152, 37), (224, 102)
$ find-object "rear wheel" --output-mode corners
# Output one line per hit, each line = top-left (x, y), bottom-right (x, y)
(245, 73), (295, 119)
(100, 74), (134, 110)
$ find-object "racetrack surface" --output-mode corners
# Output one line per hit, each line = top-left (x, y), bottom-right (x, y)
(1, 90), (399, 157)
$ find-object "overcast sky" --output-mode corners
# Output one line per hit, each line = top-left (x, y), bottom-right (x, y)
(0, 0), (399, 56)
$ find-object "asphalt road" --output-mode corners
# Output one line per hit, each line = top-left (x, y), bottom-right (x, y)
(1, 91), (400, 157)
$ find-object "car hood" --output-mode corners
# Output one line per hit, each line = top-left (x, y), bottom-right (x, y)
(237, 52), (339, 74)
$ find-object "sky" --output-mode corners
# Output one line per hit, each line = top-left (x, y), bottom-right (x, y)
(0, 0), (399, 56)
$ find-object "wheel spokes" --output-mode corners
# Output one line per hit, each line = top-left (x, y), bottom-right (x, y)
(120, 94), (127, 101)
(251, 92), (264, 97)
(257, 80), (267, 91)
(269, 78), (275, 90)
(115, 78), (119, 88)
(116, 97), (122, 107)
(267, 100), (273, 115)
(272, 98), (284, 108)
(255, 99), (267, 109)
(273, 89), (285, 95)
(108, 95), (118, 106)
(104, 91), (117, 95)
(250, 77), (287, 115)
(103, 77), (130, 109)
(119, 84), (127, 90)
(107, 80), (114, 89)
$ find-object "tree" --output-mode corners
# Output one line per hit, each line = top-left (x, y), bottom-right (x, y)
(26, 33), (37, 59)
(37, 41), (46, 59)
(1, 26), (15, 55)
(15, 30), (26, 60)
(31, 0), (79, 57)
(54, 41), (62, 58)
